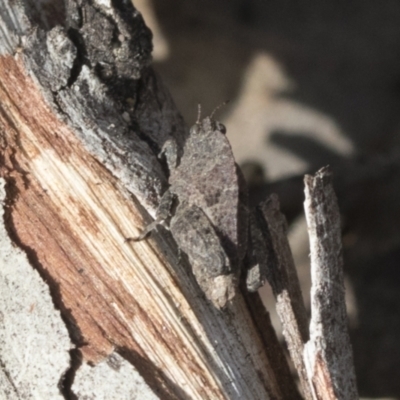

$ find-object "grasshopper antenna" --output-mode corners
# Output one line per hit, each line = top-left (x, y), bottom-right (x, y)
(196, 104), (202, 124)
(210, 100), (229, 119)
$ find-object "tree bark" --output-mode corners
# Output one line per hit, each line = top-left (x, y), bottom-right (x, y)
(303, 167), (358, 400)
(0, 1), (295, 398)
(0, 1), (359, 399)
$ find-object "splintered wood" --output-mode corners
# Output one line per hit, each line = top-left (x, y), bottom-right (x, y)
(0, 1), (281, 398)
(1, 0), (359, 398)
(257, 168), (358, 400)
(257, 195), (313, 400)
(303, 167), (358, 400)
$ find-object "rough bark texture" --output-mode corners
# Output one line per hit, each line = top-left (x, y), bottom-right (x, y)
(0, 1), (359, 399)
(303, 167), (358, 400)
(256, 194), (313, 400)
(0, 0), (289, 398)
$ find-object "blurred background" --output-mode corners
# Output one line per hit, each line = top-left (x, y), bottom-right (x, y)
(134, 1), (400, 398)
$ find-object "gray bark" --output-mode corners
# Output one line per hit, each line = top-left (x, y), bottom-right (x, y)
(0, 1), (358, 399)
(0, 0), (291, 398)
(303, 167), (358, 400)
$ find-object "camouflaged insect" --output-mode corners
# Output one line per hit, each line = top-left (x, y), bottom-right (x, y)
(135, 105), (249, 308)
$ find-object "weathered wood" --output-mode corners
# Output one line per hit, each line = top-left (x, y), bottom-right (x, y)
(0, 178), (72, 399)
(256, 194), (313, 400)
(0, 0), (290, 398)
(1, 1), (361, 399)
(242, 289), (304, 400)
(303, 167), (358, 400)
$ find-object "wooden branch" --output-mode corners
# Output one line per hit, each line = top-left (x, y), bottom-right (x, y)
(0, 1), (294, 398)
(1, 1), (360, 398)
(253, 171), (359, 400)
(303, 167), (358, 400)
(255, 194), (313, 400)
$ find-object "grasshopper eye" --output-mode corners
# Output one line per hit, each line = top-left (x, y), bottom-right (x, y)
(216, 122), (226, 134)
(190, 124), (201, 135)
